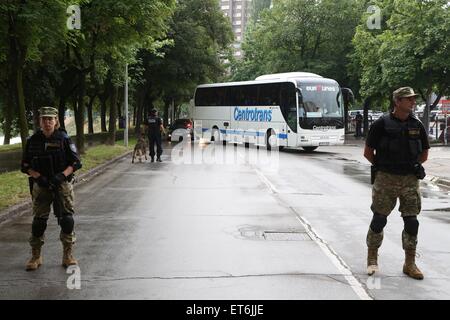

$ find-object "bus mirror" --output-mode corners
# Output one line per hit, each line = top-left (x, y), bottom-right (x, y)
(341, 88), (355, 106)
(296, 87), (304, 104)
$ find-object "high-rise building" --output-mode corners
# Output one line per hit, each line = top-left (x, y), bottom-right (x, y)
(219, 0), (253, 58)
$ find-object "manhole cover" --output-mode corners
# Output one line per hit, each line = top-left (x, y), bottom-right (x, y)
(263, 231), (311, 241)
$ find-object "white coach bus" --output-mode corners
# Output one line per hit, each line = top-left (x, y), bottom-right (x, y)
(193, 72), (351, 151)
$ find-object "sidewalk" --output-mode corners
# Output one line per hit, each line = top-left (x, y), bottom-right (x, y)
(343, 134), (450, 187)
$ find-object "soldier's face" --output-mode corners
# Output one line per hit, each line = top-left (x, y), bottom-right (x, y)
(395, 97), (416, 113)
(40, 116), (56, 134)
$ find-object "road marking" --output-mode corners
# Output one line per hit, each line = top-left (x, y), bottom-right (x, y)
(254, 168), (279, 194)
(293, 212), (372, 300)
(253, 165), (373, 300)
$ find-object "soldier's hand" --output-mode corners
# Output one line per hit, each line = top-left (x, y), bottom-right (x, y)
(50, 172), (66, 187)
(36, 176), (50, 188)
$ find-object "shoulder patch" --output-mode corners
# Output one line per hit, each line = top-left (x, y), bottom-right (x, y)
(70, 143), (78, 153)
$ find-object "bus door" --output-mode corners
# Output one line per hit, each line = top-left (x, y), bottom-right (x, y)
(280, 83), (298, 147)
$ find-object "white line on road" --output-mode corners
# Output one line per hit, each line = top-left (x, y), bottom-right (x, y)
(254, 168), (279, 194)
(293, 212), (372, 300)
(252, 163), (373, 300)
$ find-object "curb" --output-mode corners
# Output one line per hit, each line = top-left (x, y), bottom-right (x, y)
(425, 174), (450, 188)
(0, 151), (132, 225)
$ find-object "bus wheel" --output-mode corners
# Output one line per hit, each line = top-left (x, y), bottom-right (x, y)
(266, 130), (277, 151)
(302, 146), (318, 152)
(211, 128), (220, 143)
(244, 142), (250, 148)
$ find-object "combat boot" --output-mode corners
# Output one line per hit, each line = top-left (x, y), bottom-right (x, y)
(403, 250), (424, 280)
(62, 243), (78, 268)
(367, 247), (379, 276)
(26, 247), (42, 271)
(366, 228), (383, 275)
(156, 157), (162, 162)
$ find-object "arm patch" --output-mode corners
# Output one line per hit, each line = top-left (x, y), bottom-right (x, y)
(70, 143), (77, 153)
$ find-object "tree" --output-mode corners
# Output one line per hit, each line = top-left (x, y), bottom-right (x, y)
(251, 0), (272, 22)
(57, 0), (175, 150)
(231, 0), (364, 87)
(353, 0), (450, 133)
(133, 0), (233, 131)
(0, 0), (68, 148)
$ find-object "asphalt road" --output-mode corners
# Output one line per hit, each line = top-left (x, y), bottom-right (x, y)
(0, 141), (449, 299)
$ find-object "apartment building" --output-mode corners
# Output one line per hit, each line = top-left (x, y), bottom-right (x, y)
(219, 0), (253, 58)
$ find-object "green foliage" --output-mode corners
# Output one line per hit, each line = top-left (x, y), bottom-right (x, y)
(353, 0), (450, 102)
(231, 0), (364, 86)
(251, 0), (272, 22)
(141, 0), (234, 106)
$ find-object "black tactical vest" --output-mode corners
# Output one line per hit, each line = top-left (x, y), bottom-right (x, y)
(147, 116), (162, 136)
(375, 114), (423, 175)
(27, 130), (69, 177)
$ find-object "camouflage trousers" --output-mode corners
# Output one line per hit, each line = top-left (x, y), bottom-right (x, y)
(371, 171), (421, 217)
(367, 171), (420, 250)
(29, 181), (76, 248)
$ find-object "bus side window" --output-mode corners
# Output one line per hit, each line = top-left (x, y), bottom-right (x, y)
(258, 83), (280, 106)
(229, 86), (239, 106)
(242, 85), (258, 106)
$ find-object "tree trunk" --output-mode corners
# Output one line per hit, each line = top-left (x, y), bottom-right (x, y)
(87, 95), (96, 134)
(163, 99), (170, 127)
(32, 104), (39, 131)
(58, 96), (66, 130)
(133, 103), (137, 127)
(100, 96), (107, 132)
(134, 87), (145, 136)
(74, 74), (86, 154)
(363, 97), (370, 137)
(3, 79), (15, 145)
(107, 85), (119, 145)
(421, 87), (432, 135)
(16, 63), (29, 151)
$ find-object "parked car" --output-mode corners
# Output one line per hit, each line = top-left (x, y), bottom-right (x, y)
(369, 110), (383, 121)
(167, 119), (193, 142)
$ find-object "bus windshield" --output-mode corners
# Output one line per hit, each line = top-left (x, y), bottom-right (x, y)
(297, 82), (342, 118)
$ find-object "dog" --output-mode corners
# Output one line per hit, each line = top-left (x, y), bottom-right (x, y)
(132, 135), (148, 163)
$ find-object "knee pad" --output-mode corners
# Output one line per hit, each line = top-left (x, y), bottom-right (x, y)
(60, 214), (74, 234)
(370, 213), (387, 233)
(32, 217), (48, 238)
(403, 216), (419, 236)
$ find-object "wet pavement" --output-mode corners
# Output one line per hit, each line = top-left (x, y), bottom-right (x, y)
(0, 139), (449, 299)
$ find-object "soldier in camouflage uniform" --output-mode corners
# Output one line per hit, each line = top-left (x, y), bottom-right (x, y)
(364, 87), (429, 280)
(21, 107), (82, 271)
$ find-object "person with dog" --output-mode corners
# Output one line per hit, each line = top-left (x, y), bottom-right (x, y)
(145, 108), (166, 162)
(21, 107), (82, 271)
(364, 87), (429, 280)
